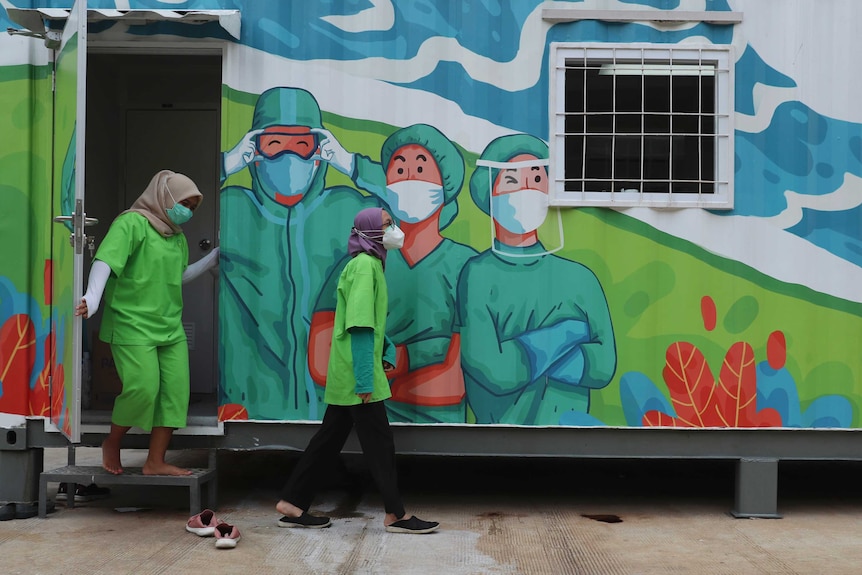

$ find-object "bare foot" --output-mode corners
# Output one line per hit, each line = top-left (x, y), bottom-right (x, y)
(143, 462), (193, 476)
(102, 439), (123, 474)
(276, 499), (303, 518)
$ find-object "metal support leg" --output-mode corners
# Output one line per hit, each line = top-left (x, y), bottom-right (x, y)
(190, 480), (201, 517)
(61, 444), (78, 510)
(39, 474), (49, 518)
(208, 449), (218, 510)
(731, 457), (781, 518)
(0, 449), (43, 504)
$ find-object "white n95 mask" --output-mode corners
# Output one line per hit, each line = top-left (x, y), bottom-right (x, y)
(382, 224), (405, 250)
(385, 180), (444, 223)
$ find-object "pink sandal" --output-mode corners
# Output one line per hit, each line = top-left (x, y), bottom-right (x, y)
(186, 509), (220, 537)
(214, 522), (242, 549)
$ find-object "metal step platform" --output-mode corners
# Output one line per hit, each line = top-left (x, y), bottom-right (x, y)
(39, 465), (217, 518)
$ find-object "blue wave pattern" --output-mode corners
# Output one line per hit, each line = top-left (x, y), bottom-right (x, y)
(10, 0), (862, 267)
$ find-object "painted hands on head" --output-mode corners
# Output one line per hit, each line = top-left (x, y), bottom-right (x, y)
(224, 128), (265, 176)
(310, 128), (354, 176)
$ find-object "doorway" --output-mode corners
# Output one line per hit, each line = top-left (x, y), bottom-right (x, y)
(83, 53), (221, 427)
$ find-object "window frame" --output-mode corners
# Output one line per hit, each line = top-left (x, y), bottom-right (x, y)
(549, 43), (735, 209)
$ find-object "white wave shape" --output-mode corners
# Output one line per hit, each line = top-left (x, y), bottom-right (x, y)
(225, 43), (515, 155)
(321, 0), (393, 33)
(734, 83), (797, 134)
(767, 172), (862, 230)
(729, 0), (862, 125)
(316, 0), (717, 89)
(621, 206), (862, 303)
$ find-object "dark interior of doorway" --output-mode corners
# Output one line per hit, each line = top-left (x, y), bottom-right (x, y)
(82, 53), (221, 428)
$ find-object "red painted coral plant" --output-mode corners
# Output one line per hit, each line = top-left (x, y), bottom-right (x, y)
(642, 296), (784, 428)
(0, 261), (67, 425)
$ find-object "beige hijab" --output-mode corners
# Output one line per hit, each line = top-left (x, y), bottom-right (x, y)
(123, 170), (203, 237)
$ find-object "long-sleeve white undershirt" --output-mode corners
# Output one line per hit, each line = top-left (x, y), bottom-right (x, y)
(81, 247), (220, 317)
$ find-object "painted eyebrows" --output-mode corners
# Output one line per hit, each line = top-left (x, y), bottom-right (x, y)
(393, 153), (429, 162)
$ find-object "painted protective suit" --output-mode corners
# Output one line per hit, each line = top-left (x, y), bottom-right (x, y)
(311, 124), (475, 423)
(456, 134), (616, 425)
(219, 87), (380, 420)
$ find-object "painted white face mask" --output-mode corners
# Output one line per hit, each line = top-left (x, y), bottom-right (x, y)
(382, 223), (405, 250)
(385, 180), (444, 223)
(491, 188), (549, 234)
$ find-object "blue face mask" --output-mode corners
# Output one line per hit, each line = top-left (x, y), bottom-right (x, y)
(166, 190), (194, 226)
(256, 154), (318, 201)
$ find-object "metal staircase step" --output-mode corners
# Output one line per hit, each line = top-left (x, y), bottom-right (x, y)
(39, 465), (217, 518)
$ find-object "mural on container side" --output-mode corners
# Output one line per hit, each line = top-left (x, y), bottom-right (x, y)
(1, 0), (861, 430)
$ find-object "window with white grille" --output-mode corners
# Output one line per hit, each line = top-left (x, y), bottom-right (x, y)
(549, 44), (733, 208)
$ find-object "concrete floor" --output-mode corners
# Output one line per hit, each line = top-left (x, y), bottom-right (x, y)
(2, 447), (862, 574)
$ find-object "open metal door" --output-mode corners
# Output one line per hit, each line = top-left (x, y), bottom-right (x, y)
(50, 0), (89, 442)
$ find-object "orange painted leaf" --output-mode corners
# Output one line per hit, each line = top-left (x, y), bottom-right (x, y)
(662, 342), (717, 427)
(701, 296), (717, 332)
(0, 314), (37, 416)
(642, 410), (686, 427)
(711, 342), (757, 427)
(32, 338), (53, 419)
(767, 331), (786, 370)
(30, 334), (54, 417)
(219, 403), (249, 421)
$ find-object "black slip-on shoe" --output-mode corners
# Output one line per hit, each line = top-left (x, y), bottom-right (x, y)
(277, 512), (332, 529)
(385, 516), (439, 534)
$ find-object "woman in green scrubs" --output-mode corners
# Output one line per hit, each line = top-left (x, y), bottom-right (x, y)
(76, 170), (215, 476)
(276, 208), (438, 534)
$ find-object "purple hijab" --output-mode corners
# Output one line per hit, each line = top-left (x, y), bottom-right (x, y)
(348, 207), (387, 267)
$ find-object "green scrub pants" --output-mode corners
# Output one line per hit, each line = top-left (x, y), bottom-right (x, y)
(110, 341), (190, 431)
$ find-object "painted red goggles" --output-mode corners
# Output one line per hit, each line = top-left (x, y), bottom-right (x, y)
(255, 127), (319, 160)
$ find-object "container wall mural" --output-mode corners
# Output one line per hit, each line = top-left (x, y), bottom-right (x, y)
(1, 0), (860, 431)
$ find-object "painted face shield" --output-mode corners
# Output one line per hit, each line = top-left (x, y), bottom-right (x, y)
(477, 157), (564, 258)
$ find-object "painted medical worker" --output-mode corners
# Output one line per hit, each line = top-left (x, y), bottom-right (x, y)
(277, 208), (438, 534)
(308, 124), (475, 423)
(75, 170), (218, 476)
(456, 134), (617, 425)
(219, 86), (381, 420)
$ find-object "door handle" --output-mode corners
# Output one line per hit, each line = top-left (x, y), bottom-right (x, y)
(199, 238), (212, 250)
(53, 215), (99, 226)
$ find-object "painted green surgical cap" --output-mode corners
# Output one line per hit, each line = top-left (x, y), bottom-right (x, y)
(469, 134), (549, 216)
(252, 87), (323, 130)
(380, 124), (465, 230)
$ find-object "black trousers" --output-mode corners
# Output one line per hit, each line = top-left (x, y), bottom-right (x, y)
(280, 401), (406, 518)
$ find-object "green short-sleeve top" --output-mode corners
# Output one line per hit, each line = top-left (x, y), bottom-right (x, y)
(324, 252), (392, 406)
(95, 212), (188, 345)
